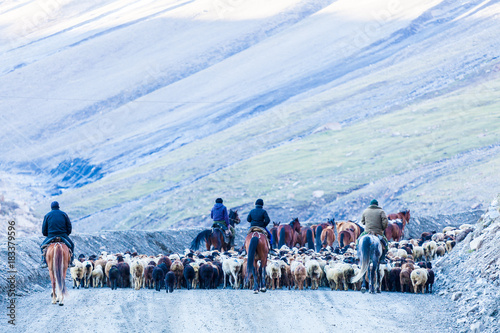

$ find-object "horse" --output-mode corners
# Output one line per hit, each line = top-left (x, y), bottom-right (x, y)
(244, 229), (270, 293)
(190, 209), (239, 252)
(269, 221), (280, 249)
(277, 218), (301, 248)
(300, 226), (315, 250)
(338, 228), (356, 247)
(315, 218), (335, 252)
(387, 210), (411, 228)
(336, 220), (364, 238)
(384, 220), (404, 242)
(320, 226), (335, 249)
(46, 240), (71, 305)
(351, 234), (383, 294)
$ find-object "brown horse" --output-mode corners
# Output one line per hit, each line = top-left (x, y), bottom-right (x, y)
(244, 229), (269, 293)
(387, 210), (411, 228)
(338, 228), (356, 247)
(336, 220), (363, 238)
(46, 241), (70, 305)
(269, 221), (280, 249)
(299, 226), (315, 249)
(314, 219), (335, 252)
(190, 210), (239, 251)
(320, 226), (336, 248)
(385, 221), (403, 242)
(277, 218), (301, 248)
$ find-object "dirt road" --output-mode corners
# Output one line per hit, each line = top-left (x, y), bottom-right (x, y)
(3, 281), (458, 333)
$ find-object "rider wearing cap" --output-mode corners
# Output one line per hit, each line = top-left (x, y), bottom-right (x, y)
(40, 201), (75, 268)
(247, 199), (272, 242)
(358, 199), (389, 260)
(211, 198), (232, 240)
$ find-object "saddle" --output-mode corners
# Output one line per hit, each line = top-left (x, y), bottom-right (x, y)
(248, 227), (271, 249)
(212, 224), (230, 243)
(42, 237), (73, 258)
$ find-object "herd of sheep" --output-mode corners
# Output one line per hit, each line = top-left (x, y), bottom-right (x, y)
(69, 223), (474, 294)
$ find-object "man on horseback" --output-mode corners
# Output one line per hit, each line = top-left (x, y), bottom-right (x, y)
(358, 199), (389, 261)
(40, 201), (75, 268)
(211, 198), (233, 247)
(246, 199), (272, 243)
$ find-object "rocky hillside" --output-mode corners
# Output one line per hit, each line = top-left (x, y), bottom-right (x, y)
(1, 0), (499, 233)
(434, 194), (500, 333)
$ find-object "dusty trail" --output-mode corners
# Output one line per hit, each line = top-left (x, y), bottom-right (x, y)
(3, 280), (458, 333)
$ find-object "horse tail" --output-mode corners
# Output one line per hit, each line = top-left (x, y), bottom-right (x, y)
(246, 236), (259, 283)
(278, 227), (286, 249)
(190, 230), (211, 250)
(54, 244), (67, 296)
(306, 229), (314, 250)
(351, 236), (370, 283)
(315, 225), (323, 252)
(272, 228), (278, 249)
(339, 232), (345, 248)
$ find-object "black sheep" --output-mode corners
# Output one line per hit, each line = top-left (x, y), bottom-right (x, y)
(157, 263), (169, 289)
(117, 262), (130, 288)
(109, 265), (119, 290)
(425, 269), (435, 293)
(183, 264), (195, 290)
(165, 271), (176, 293)
(389, 267), (401, 292)
(152, 266), (165, 292)
(199, 263), (214, 290)
(211, 265), (220, 289)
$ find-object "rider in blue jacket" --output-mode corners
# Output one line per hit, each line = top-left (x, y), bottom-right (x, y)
(40, 202), (75, 268)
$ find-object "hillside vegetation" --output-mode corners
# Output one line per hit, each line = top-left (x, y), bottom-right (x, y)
(0, 0), (499, 231)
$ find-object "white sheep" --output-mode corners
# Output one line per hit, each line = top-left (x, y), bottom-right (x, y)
(82, 260), (93, 288)
(223, 257), (243, 289)
(91, 265), (104, 288)
(423, 241), (437, 261)
(413, 246), (424, 261)
(410, 268), (428, 294)
(305, 259), (321, 290)
(130, 259), (144, 290)
(70, 260), (84, 289)
(266, 260), (282, 290)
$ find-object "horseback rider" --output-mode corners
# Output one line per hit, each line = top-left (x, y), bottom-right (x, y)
(211, 198), (232, 244)
(246, 199), (272, 243)
(358, 199), (389, 261)
(40, 201), (75, 268)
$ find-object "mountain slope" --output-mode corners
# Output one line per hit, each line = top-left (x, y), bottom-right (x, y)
(0, 0), (499, 231)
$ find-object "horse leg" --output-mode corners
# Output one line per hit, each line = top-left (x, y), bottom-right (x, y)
(50, 271), (57, 304)
(252, 261), (259, 293)
(376, 262), (381, 293)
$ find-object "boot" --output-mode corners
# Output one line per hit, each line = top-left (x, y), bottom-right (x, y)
(69, 254), (75, 267)
(41, 255), (48, 268)
(380, 248), (388, 263)
(229, 236), (235, 251)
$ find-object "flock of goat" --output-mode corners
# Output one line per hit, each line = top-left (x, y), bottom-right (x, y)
(69, 221), (474, 294)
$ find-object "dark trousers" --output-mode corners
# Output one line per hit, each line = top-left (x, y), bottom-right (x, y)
(41, 235), (74, 255)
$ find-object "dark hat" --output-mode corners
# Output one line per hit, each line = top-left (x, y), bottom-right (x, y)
(370, 199), (379, 206)
(215, 198), (223, 204)
(51, 201), (60, 209)
(255, 198), (264, 206)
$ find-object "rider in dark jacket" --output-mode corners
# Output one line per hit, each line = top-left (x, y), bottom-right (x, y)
(247, 199), (272, 242)
(40, 201), (75, 268)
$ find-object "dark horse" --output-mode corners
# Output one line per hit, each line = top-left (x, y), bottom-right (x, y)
(244, 229), (269, 293)
(277, 218), (301, 248)
(190, 209), (240, 252)
(351, 234), (383, 294)
(315, 218), (335, 252)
